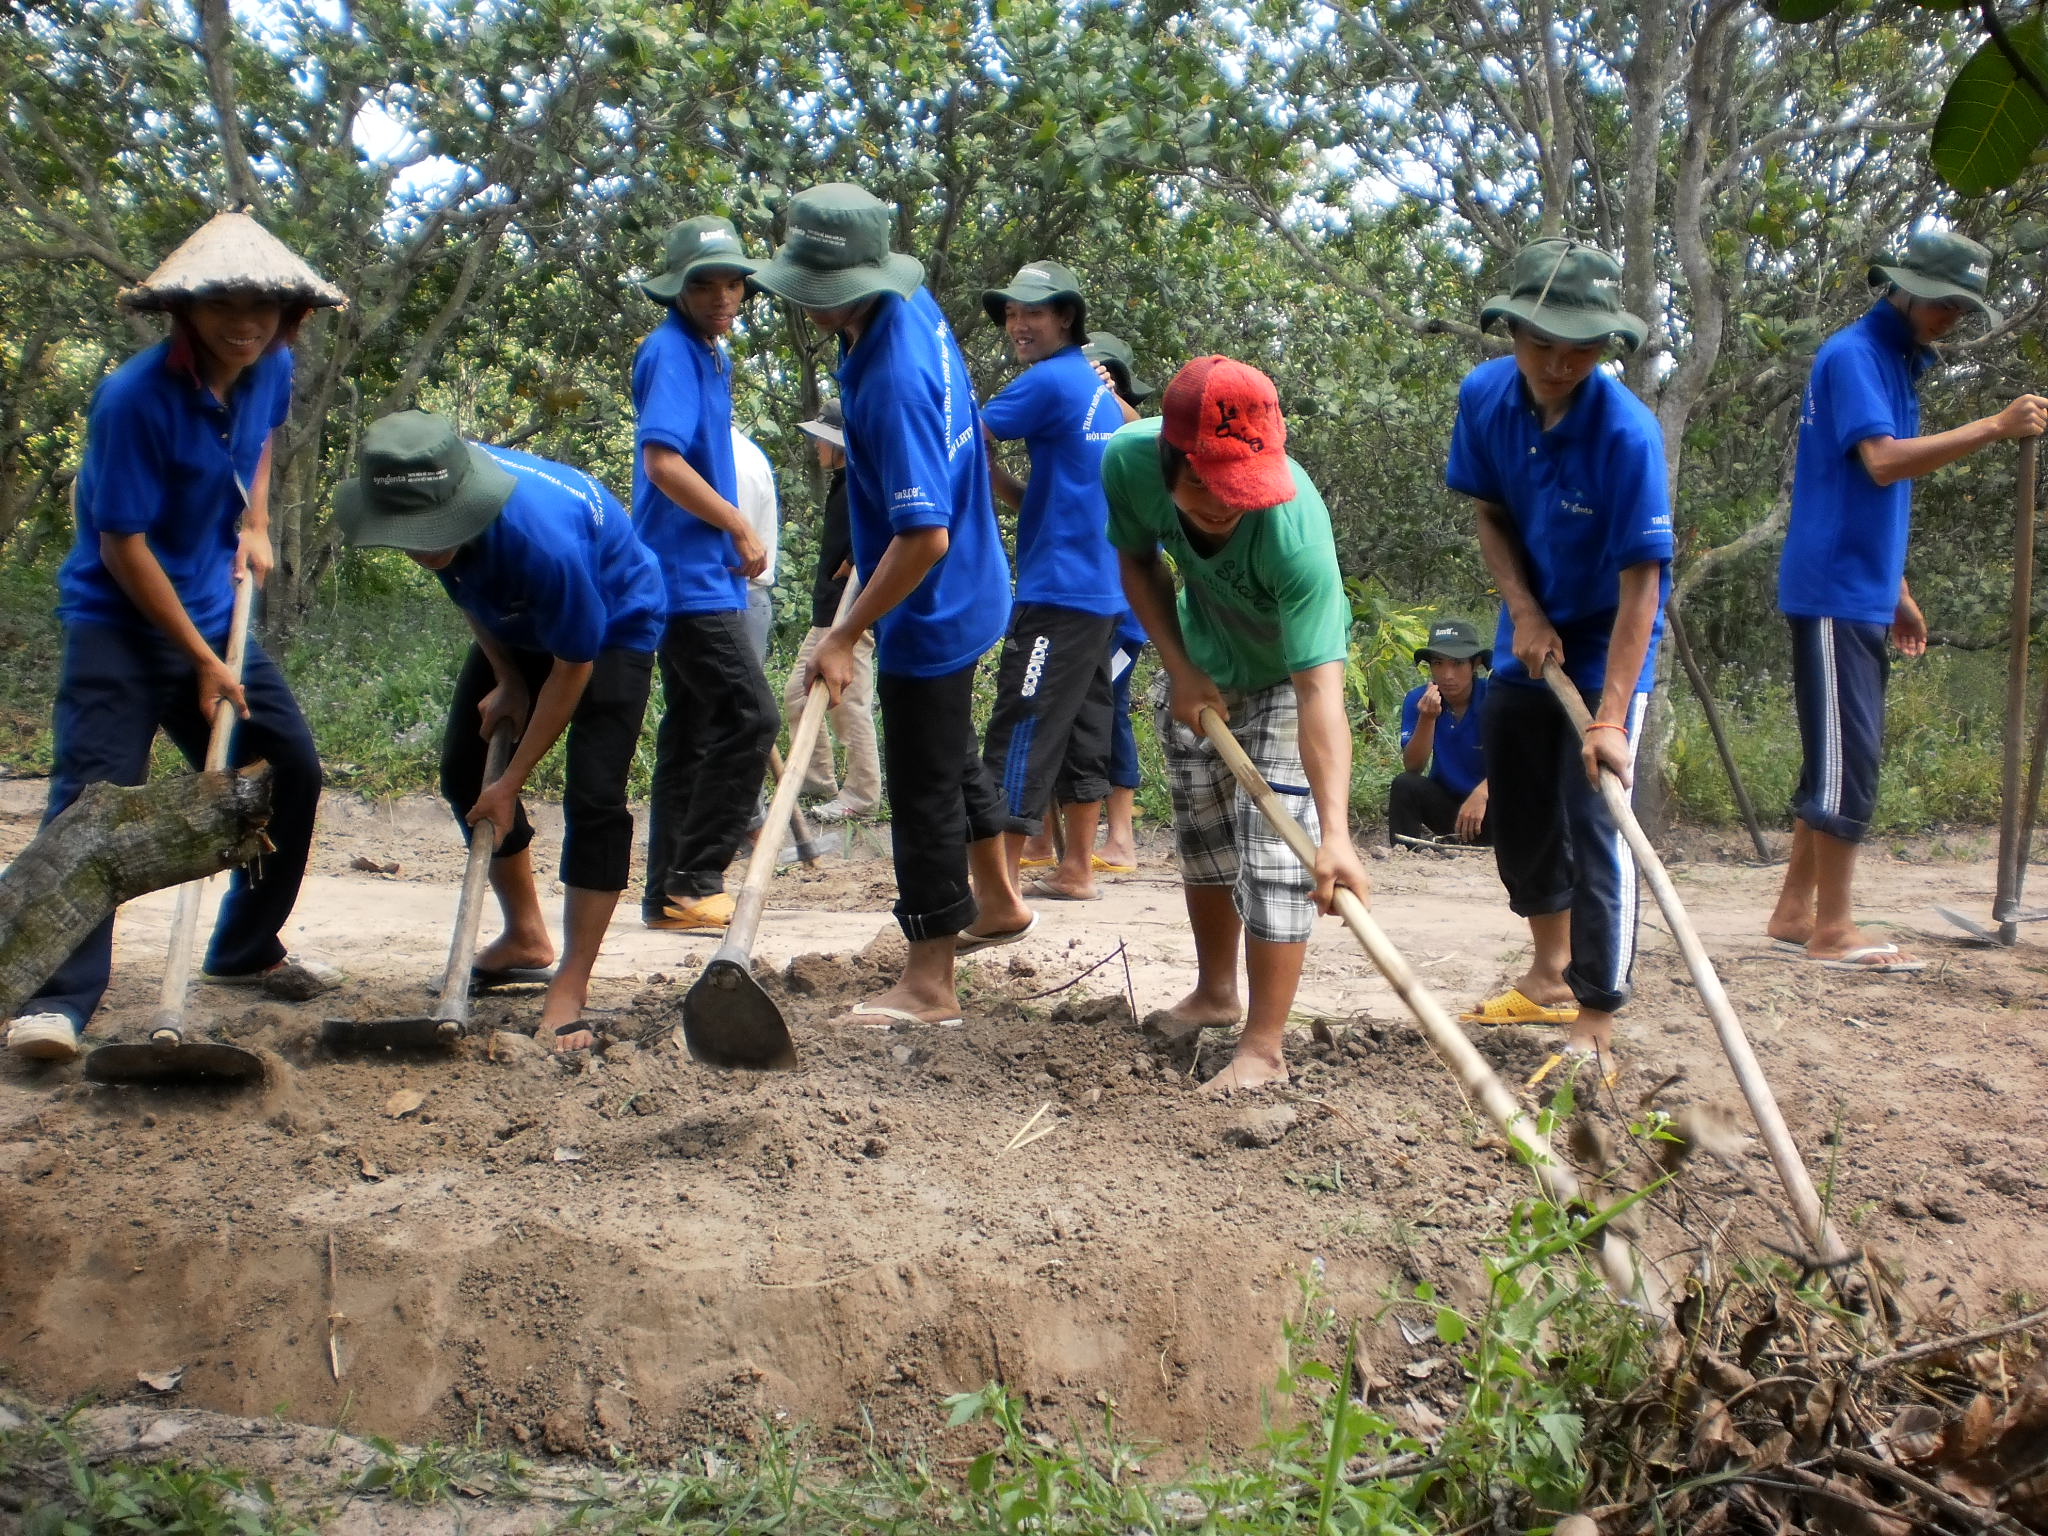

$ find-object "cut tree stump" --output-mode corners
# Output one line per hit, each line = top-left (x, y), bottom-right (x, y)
(0, 766), (273, 1021)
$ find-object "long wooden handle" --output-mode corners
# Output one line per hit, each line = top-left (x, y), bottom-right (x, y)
(1539, 661), (1847, 1265)
(1997, 436), (2038, 931)
(769, 745), (821, 867)
(720, 576), (862, 961)
(153, 573), (258, 1036)
(434, 723), (516, 1024)
(1195, 705), (1664, 1318)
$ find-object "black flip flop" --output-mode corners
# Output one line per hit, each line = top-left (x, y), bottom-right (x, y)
(471, 965), (556, 991)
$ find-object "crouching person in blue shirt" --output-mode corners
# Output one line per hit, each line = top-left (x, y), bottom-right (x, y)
(5, 212), (345, 1065)
(1445, 239), (1673, 1082)
(336, 413), (663, 1053)
(1390, 618), (1491, 847)
(751, 184), (1025, 1027)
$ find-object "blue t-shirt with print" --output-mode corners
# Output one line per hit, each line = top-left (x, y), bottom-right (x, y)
(631, 309), (746, 616)
(58, 341), (292, 641)
(980, 344), (1124, 614)
(436, 445), (665, 661)
(836, 288), (1011, 678)
(1779, 302), (1931, 626)
(1400, 674), (1489, 799)
(1445, 356), (1673, 693)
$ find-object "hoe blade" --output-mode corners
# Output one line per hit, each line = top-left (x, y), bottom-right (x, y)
(680, 956), (798, 1072)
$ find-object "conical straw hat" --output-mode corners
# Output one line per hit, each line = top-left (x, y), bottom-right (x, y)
(118, 208), (346, 313)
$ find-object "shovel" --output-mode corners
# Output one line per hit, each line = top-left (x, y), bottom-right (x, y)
(672, 582), (858, 1070)
(1194, 705), (1664, 1319)
(322, 723), (515, 1052)
(86, 575), (266, 1087)
(1540, 661), (1848, 1268)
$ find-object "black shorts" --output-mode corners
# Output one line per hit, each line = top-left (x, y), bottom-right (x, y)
(981, 602), (1118, 834)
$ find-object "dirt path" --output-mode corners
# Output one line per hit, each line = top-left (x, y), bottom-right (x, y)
(1, 781), (2044, 1459)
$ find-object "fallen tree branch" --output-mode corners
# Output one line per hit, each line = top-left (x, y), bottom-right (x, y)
(1853, 1306), (2048, 1376)
(0, 767), (273, 1020)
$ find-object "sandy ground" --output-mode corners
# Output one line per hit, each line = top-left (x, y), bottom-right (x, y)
(1, 778), (2044, 1461)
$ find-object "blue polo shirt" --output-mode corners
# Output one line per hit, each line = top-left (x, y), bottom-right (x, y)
(1445, 356), (1673, 693)
(1400, 675), (1490, 798)
(58, 341), (292, 641)
(631, 310), (746, 616)
(836, 287), (1011, 678)
(1115, 606), (1148, 649)
(1779, 302), (1931, 625)
(436, 445), (665, 661)
(980, 345), (1124, 614)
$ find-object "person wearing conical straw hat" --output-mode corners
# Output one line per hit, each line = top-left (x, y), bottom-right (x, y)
(630, 215), (780, 935)
(1444, 236), (1672, 1084)
(750, 183), (1024, 1028)
(1765, 232), (2046, 972)
(4, 210), (346, 1064)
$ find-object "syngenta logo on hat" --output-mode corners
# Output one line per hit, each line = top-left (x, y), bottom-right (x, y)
(373, 469), (452, 486)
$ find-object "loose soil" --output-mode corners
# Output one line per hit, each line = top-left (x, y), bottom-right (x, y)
(1, 779), (2044, 1465)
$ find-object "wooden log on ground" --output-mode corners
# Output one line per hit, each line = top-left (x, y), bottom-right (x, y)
(0, 766), (273, 1020)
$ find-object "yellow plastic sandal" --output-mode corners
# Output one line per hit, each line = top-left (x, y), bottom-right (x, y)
(1458, 987), (1579, 1026)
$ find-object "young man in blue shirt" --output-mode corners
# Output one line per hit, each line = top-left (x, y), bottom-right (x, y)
(630, 216), (779, 934)
(1767, 232), (2046, 971)
(6, 212), (344, 1063)
(337, 412), (664, 1051)
(1390, 618), (1490, 847)
(1445, 238), (1673, 1078)
(976, 260), (1135, 903)
(750, 184), (1027, 1027)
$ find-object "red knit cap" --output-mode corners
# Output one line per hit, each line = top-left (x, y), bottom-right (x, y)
(1160, 356), (1296, 510)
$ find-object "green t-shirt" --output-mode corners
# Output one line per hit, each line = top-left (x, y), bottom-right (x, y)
(1101, 418), (1350, 693)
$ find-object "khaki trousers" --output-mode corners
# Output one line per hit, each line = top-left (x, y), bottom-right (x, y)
(783, 625), (881, 814)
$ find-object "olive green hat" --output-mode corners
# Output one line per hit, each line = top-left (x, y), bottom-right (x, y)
(1480, 238), (1646, 351)
(982, 259), (1088, 341)
(1082, 332), (1153, 401)
(750, 184), (925, 310)
(333, 410), (517, 552)
(638, 216), (760, 304)
(1870, 230), (2000, 325)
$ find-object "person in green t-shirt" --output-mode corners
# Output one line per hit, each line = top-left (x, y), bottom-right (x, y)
(1105, 356), (1367, 1093)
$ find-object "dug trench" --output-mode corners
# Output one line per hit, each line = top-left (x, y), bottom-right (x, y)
(1, 783), (2046, 1462)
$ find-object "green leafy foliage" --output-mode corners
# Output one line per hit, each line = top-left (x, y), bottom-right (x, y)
(1931, 18), (2048, 196)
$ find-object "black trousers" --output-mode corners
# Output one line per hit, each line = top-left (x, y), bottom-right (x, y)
(1387, 772), (1491, 846)
(23, 621), (322, 1030)
(442, 643), (653, 893)
(878, 663), (1007, 940)
(642, 609), (777, 911)
(981, 602), (1117, 835)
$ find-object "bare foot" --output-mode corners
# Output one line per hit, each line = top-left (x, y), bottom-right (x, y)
(1020, 836), (1056, 864)
(1095, 840), (1137, 868)
(475, 934), (556, 973)
(1802, 925), (1914, 965)
(1200, 1049), (1290, 1095)
(1510, 969), (1574, 1008)
(1029, 874), (1100, 901)
(543, 1017), (593, 1053)
(1143, 989), (1243, 1040)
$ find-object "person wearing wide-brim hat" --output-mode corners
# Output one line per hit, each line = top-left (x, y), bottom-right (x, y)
(1390, 618), (1493, 850)
(337, 410), (665, 1053)
(1766, 231), (2047, 975)
(751, 183), (1021, 1030)
(5, 210), (346, 1064)
(629, 214), (781, 935)
(1445, 235), (1674, 1082)
(781, 398), (882, 822)
(975, 258), (1130, 906)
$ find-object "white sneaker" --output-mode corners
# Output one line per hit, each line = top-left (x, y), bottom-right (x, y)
(204, 955), (344, 1002)
(809, 799), (862, 823)
(7, 1013), (82, 1063)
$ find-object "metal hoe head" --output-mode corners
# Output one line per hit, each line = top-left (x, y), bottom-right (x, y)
(681, 952), (798, 1072)
(83, 1037), (265, 1085)
(320, 1015), (462, 1052)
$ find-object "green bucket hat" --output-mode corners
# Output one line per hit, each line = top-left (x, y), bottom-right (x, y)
(333, 410), (518, 552)
(982, 259), (1088, 340)
(638, 216), (760, 304)
(1870, 230), (1999, 324)
(1082, 331), (1154, 401)
(750, 184), (925, 310)
(1480, 238), (1646, 351)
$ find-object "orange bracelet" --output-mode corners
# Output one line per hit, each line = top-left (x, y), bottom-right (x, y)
(1587, 721), (1629, 735)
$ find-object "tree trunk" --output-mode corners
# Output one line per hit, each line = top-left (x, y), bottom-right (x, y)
(0, 766), (273, 1020)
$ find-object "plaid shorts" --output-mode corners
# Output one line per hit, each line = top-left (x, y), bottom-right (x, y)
(1154, 676), (1320, 943)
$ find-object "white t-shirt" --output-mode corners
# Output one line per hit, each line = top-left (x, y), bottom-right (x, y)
(730, 427), (779, 589)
